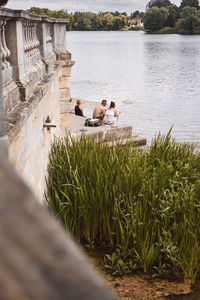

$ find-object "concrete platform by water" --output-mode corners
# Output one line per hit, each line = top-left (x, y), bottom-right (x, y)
(68, 114), (147, 147)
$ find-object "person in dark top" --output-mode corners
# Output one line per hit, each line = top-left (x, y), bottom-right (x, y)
(75, 100), (84, 117)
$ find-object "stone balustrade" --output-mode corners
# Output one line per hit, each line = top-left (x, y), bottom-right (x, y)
(0, 8), (73, 114)
(0, 8), (75, 200)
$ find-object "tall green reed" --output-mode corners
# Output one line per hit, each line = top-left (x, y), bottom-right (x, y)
(46, 131), (200, 281)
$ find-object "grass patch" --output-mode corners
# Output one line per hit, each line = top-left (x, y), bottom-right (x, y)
(45, 130), (200, 282)
(150, 27), (177, 34)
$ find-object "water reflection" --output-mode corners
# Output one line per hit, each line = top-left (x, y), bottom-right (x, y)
(67, 31), (200, 145)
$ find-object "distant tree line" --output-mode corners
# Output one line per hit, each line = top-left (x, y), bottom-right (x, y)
(28, 8), (129, 31)
(143, 0), (200, 34)
(29, 1), (200, 34)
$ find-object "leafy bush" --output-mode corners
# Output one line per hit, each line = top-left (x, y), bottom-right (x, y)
(46, 130), (200, 281)
(143, 7), (169, 32)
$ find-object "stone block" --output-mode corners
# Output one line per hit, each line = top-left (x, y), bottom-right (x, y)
(60, 101), (72, 114)
(58, 50), (71, 61)
(59, 76), (69, 89)
(3, 79), (20, 114)
(43, 52), (56, 74)
(60, 88), (70, 100)
(17, 79), (34, 101)
(62, 66), (71, 77)
(13, 74), (36, 102)
(104, 126), (132, 142)
(60, 113), (71, 135)
(2, 67), (13, 85)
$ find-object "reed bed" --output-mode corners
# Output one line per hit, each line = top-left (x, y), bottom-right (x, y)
(46, 131), (200, 281)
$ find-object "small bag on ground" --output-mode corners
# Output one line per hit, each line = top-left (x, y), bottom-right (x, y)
(85, 118), (101, 127)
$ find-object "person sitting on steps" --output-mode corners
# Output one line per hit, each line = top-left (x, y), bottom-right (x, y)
(75, 100), (84, 117)
(93, 99), (107, 120)
(104, 101), (121, 125)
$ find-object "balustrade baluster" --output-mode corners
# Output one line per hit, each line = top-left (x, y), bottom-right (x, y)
(23, 22), (28, 56)
(0, 20), (6, 70)
(0, 20), (10, 70)
(28, 22), (32, 56)
(2, 20), (10, 68)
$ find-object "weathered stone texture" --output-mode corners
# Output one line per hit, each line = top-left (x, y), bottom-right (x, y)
(3, 79), (20, 114)
(104, 126), (132, 142)
(8, 67), (62, 202)
(0, 8), (75, 201)
(62, 66), (72, 77)
(59, 76), (70, 89)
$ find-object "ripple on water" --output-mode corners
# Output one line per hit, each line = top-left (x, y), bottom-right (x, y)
(68, 31), (200, 144)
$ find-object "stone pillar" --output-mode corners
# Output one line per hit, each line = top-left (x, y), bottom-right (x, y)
(51, 21), (75, 115)
(37, 18), (56, 74)
(51, 22), (67, 54)
(59, 60), (75, 114)
(6, 19), (34, 101)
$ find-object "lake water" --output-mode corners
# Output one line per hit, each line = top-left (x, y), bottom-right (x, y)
(67, 31), (200, 145)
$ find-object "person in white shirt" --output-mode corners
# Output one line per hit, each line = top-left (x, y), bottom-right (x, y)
(104, 101), (121, 125)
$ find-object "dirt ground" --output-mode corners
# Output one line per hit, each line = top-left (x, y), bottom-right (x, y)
(104, 273), (191, 300)
(89, 255), (192, 300)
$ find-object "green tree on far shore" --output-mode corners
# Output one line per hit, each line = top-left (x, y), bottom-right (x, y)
(164, 5), (179, 27)
(178, 6), (200, 33)
(29, 7), (129, 31)
(179, 0), (199, 9)
(143, 6), (169, 31)
(146, 0), (172, 9)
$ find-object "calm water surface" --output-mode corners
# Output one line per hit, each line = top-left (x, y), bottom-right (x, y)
(67, 31), (200, 145)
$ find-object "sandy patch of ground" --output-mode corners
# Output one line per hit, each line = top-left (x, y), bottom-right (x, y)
(89, 255), (191, 300)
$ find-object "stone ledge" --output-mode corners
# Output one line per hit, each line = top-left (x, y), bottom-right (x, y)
(68, 115), (147, 146)
(106, 136), (147, 147)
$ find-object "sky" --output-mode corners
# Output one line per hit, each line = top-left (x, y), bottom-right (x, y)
(7, 0), (182, 13)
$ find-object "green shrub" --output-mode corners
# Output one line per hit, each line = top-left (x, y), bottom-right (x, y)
(129, 26), (144, 31)
(46, 131), (200, 282)
(153, 26), (177, 33)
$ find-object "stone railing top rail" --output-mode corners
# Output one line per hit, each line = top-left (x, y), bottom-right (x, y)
(0, 8), (69, 23)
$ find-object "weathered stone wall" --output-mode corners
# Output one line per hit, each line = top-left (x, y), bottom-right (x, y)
(8, 67), (62, 201)
(0, 8), (74, 201)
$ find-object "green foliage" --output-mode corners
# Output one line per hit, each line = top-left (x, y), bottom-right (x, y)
(178, 6), (200, 34)
(144, 1), (200, 34)
(152, 26), (177, 33)
(28, 7), (73, 30)
(104, 249), (138, 275)
(143, 7), (169, 32)
(46, 130), (200, 281)
(28, 5), (200, 34)
(146, 0), (172, 9)
(28, 7), (128, 31)
(164, 5), (179, 27)
(131, 10), (140, 18)
(179, 0), (199, 9)
(71, 11), (129, 31)
(180, 6), (198, 18)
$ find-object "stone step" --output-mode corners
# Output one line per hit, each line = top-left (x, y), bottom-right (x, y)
(68, 115), (147, 147)
(105, 136), (147, 147)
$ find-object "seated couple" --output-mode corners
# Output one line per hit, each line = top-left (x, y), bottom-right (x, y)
(93, 99), (120, 125)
